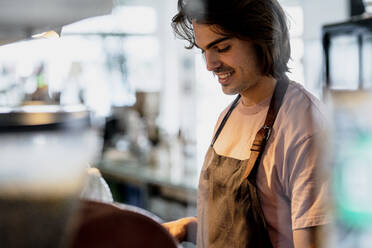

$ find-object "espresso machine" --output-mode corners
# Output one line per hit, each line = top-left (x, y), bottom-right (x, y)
(0, 105), (101, 247)
(0, 1), (112, 247)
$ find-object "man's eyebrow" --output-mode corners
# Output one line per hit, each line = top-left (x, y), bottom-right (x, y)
(195, 37), (231, 50)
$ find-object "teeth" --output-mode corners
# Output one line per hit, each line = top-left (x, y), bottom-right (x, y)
(218, 72), (233, 79)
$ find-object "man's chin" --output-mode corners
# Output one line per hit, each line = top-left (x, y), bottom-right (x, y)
(221, 85), (242, 95)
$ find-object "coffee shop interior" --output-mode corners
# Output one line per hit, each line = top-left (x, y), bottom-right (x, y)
(2, 0), (372, 247)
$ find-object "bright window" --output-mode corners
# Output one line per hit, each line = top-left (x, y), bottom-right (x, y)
(285, 5), (305, 85)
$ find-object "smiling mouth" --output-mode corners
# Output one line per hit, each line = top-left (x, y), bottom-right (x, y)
(216, 71), (234, 83)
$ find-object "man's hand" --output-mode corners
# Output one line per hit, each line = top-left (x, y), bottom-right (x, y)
(162, 216), (197, 243)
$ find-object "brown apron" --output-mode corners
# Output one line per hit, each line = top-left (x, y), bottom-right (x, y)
(197, 78), (289, 248)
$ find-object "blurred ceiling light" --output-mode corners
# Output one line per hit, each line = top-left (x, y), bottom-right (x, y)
(32, 30), (60, 39)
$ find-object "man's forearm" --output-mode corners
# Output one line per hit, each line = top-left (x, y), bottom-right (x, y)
(293, 225), (327, 248)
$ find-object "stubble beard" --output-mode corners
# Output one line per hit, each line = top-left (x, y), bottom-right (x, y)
(221, 81), (255, 96)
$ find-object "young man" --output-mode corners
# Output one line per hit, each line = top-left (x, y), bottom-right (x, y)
(163, 0), (329, 247)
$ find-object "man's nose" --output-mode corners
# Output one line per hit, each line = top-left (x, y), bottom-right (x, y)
(205, 52), (221, 71)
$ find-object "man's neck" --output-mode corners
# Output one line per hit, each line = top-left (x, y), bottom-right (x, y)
(240, 76), (277, 107)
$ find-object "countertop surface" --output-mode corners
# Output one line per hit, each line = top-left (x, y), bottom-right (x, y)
(96, 157), (199, 196)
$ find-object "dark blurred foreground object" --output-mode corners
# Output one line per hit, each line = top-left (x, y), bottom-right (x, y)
(350, 0), (365, 16)
(72, 200), (178, 248)
(322, 15), (372, 90)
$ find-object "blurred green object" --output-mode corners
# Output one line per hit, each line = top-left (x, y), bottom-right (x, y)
(333, 130), (372, 228)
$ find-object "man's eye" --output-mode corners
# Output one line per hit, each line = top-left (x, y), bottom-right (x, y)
(217, 46), (230, 53)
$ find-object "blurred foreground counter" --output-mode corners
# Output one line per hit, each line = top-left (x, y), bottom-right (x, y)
(73, 200), (179, 248)
(96, 154), (198, 221)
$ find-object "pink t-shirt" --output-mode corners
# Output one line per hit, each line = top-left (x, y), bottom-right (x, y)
(213, 81), (330, 248)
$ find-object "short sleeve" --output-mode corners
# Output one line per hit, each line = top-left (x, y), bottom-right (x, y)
(286, 134), (330, 230)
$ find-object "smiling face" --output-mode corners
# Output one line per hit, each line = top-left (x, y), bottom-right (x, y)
(193, 22), (265, 95)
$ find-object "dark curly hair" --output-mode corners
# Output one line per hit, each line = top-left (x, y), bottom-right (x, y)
(171, 0), (291, 79)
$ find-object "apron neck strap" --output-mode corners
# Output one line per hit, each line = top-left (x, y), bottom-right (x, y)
(211, 94), (241, 146)
(264, 78), (289, 129)
(245, 77), (289, 180)
(211, 77), (289, 147)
